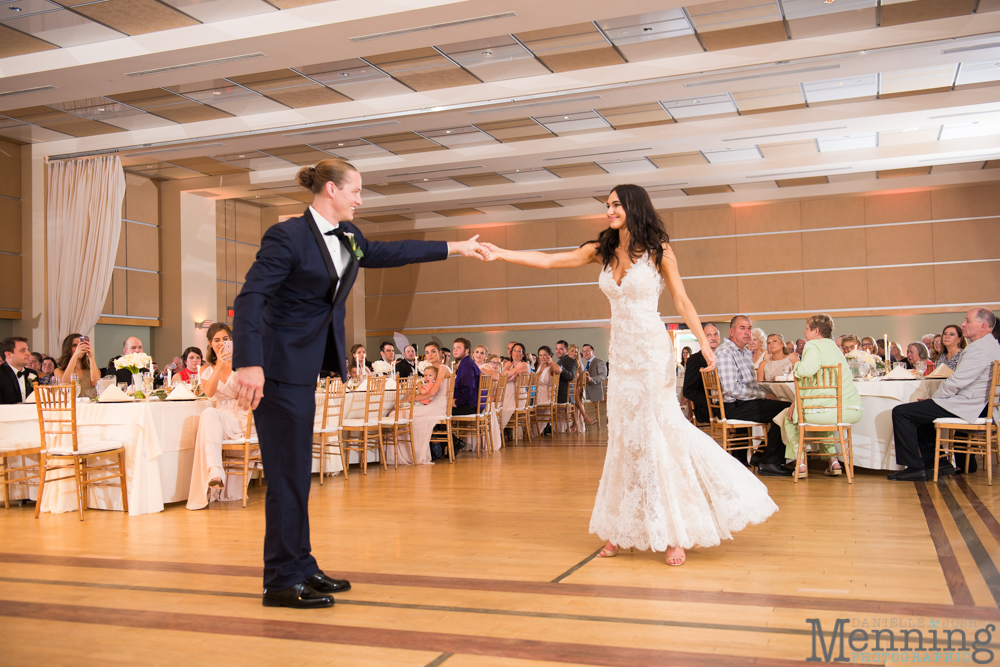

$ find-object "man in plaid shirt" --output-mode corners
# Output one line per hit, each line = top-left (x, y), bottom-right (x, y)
(714, 315), (792, 477)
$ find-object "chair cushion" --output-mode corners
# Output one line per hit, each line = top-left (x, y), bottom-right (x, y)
(314, 426), (341, 434)
(342, 418), (379, 428)
(46, 440), (124, 456)
(719, 419), (766, 427)
(934, 417), (989, 426)
(800, 423), (855, 428)
(380, 418), (411, 426)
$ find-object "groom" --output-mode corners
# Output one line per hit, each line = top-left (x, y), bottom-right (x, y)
(233, 158), (486, 609)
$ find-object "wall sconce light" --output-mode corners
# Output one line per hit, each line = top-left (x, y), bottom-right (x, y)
(195, 320), (213, 330)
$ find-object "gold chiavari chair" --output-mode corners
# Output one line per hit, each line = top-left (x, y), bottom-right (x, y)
(934, 361), (1000, 485)
(1, 439), (41, 509)
(428, 377), (457, 462)
(701, 370), (767, 468)
(511, 372), (537, 446)
(553, 378), (578, 435)
(313, 378), (346, 482)
(221, 409), (263, 507)
(490, 372), (508, 447)
(341, 376), (388, 475)
(33, 383), (128, 521)
(381, 376), (418, 469)
(792, 365), (855, 484)
(452, 374), (495, 458)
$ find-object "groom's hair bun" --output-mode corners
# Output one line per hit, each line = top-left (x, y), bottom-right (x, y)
(296, 158), (358, 194)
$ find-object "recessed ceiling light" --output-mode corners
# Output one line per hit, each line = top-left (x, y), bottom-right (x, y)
(445, 130), (452, 134)
(693, 100), (701, 104)
(482, 51), (492, 56)
(423, 178), (429, 181)
(238, 154), (245, 157)
(146, 165), (153, 169)
(642, 26), (653, 32)
(515, 169), (521, 172)
(563, 115), (570, 119)
(97, 107), (105, 112)
(340, 72), (350, 76)
(835, 82), (845, 86)
(338, 143), (344, 146)
(212, 91), (222, 95)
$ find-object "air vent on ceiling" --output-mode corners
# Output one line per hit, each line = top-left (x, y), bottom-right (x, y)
(0, 85), (56, 99)
(542, 148), (653, 161)
(126, 53), (266, 77)
(942, 42), (1000, 55)
(468, 95), (603, 115)
(284, 121), (401, 137)
(387, 165), (486, 178)
(746, 167), (852, 179)
(684, 65), (840, 88)
(464, 195), (542, 205)
(350, 12), (516, 42)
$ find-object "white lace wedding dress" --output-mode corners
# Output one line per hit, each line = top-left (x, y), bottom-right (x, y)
(590, 254), (778, 552)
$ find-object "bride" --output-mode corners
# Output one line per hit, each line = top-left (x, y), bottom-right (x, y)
(483, 184), (778, 566)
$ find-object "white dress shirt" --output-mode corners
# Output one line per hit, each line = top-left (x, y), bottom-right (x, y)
(309, 206), (351, 279)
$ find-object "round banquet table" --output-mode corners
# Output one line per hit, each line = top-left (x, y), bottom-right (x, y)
(760, 377), (945, 470)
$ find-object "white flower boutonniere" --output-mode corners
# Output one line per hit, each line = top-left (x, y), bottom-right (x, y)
(343, 232), (364, 261)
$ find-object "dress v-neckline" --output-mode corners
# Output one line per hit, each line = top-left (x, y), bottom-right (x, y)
(608, 252), (648, 288)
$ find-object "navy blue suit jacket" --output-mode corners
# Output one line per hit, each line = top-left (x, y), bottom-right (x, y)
(232, 210), (448, 384)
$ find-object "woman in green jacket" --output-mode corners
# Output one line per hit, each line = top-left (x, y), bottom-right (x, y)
(783, 313), (863, 476)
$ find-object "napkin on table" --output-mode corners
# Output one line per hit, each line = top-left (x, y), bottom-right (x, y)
(883, 366), (917, 380)
(166, 384), (198, 401)
(927, 364), (953, 378)
(98, 384), (134, 402)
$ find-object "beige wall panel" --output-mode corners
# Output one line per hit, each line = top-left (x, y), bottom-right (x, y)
(365, 266), (413, 295)
(866, 266), (935, 308)
(506, 262), (555, 287)
(115, 223), (127, 265)
(465, 225), (506, 246)
(215, 201), (226, 238)
(112, 268), (127, 315)
(660, 211), (674, 240)
(657, 290), (678, 318)
(803, 269), (869, 311)
(458, 290), (508, 326)
(217, 281), (227, 323)
(507, 221), (557, 250)
(672, 237), (737, 277)
(930, 184), (1000, 219)
(933, 262), (1000, 305)
(864, 191), (931, 225)
(800, 196), (865, 229)
(931, 218), (1000, 261)
(366, 294), (413, 330)
(737, 232), (802, 274)
(457, 255), (506, 290)
(802, 228), (867, 269)
(409, 292), (458, 328)
(235, 243), (258, 284)
(126, 271), (159, 318)
(216, 241), (226, 281)
(225, 241), (236, 281)
(514, 286), (559, 324)
(102, 280), (114, 316)
(865, 222), (933, 266)
(672, 207), (735, 239)
(234, 201), (262, 245)
(411, 255), (458, 293)
(556, 263), (602, 285)
(0, 197), (20, 254)
(0, 255), (20, 309)
(738, 273), (804, 314)
(558, 285), (610, 322)
(422, 229), (458, 243)
(735, 201), (801, 234)
(225, 201), (236, 240)
(679, 277), (739, 317)
(124, 174), (158, 225)
(0, 139), (20, 199)
(126, 221), (159, 270)
(557, 217), (607, 247)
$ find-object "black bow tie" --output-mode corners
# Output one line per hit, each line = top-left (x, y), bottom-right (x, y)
(324, 227), (346, 238)
(16, 369), (27, 378)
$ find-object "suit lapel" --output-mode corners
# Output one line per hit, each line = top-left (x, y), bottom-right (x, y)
(304, 208), (338, 302)
(333, 252), (358, 308)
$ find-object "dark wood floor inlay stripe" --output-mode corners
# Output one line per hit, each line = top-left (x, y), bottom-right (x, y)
(914, 482), (976, 607)
(551, 547), (603, 583)
(3, 551), (998, 621)
(954, 475), (1000, 548)
(0, 600), (806, 667)
(938, 484), (1000, 608)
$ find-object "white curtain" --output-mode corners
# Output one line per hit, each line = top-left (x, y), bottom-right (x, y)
(46, 155), (126, 354)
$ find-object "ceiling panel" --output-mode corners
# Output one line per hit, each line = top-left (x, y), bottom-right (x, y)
(158, 0), (277, 23)
(130, 164), (204, 179)
(261, 144), (334, 165)
(660, 94), (737, 119)
(438, 36), (549, 83)
(0, 0), (60, 18)
(595, 157), (657, 173)
(0, 117), (71, 142)
(511, 201), (562, 210)
(782, 0), (876, 39)
(956, 60), (1000, 87)
(597, 102), (674, 129)
(403, 178), (464, 192)
(879, 65), (958, 96)
(312, 139), (394, 160)
(596, 10), (702, 61)
(775, 175), (829, 187)
(514, 23), (625, 72)
(647, 151), (709, 168)
(361, 214), (412, 223)
(816, 132), (878, 152)
(880, 0), (976, 27)
(435, 208), (484, 216)
(877, 127), (941, 146)
(71, 0), (199, 35)
(48, 97), (176, 131)
(534, 110), (611, 134)
(475, 118), (553, 142)
(803, 75), (878, 103)
(366, 182), (426, 195)
(497, 168), (561, 183)
(166, 79), (289, 115)
(228, 70), (350, 108)
(212, 151), (295, 171)
(365, 48), (480, 91)
(167, 156), (249, 175)
(702, 147), (762, 163)
(758, 139), (817, 158)
(107, 88), (233, 123)
(682, 185), (733, 195)
(930, 161), (986, 174)
(730, 181), (777, 191)
(938, 121), (1000, 140)
(687, 0), (786, 51)
(877, 166), (931, 178)
(362, 131), (446, 155)
(297, 59), (413, 99)
(731, 85), (804, 113)
(1, 6), (124, 46)
(546, 162), (607, 178)
(0, 22), (59, 57)
(419, 126), (498, 148)
(451, 172), (512, 187)
(3, 105), (125, 136)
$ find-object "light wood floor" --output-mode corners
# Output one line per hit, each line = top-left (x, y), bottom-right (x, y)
(2, 427), (1000, 666)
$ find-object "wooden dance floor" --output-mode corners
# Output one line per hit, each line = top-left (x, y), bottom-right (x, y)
(2, 429), (1000, 666)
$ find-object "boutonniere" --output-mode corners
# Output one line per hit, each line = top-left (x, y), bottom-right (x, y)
(343, 232), (363, 261)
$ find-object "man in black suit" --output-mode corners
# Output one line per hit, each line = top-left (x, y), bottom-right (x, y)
(682, 323), (721, 423)
(232, 158), (485, 609)
(395, 344), (418, 377)
(105, 337), (147, 384)
(554, 339), (577, 403)
(0, 337), (37, 404)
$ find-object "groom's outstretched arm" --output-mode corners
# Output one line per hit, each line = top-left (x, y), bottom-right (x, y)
(348, 224), (484, 268)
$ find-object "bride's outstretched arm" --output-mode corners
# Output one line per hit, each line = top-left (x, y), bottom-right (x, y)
(482, 242), (598, 269)
(658, 244), (716, 370)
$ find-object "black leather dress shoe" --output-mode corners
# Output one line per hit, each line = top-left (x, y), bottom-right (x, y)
(887, 467), (927, 482)
(749, 453), (762, 467)
(758, 463), (793, 477)
(262, 582), (334, 609)
(937, 464), (956, 477)
(305, 571), (351, 594)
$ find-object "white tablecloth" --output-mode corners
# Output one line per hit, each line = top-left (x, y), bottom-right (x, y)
(0, 400), (210, 515)
(312, 388), (393, 473)
(760, 378), (945, 470)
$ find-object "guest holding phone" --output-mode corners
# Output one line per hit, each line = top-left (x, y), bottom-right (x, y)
(54, 333), (100, 399)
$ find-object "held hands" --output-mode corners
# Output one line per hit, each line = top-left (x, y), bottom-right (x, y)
(234, 366), (265, 410)
(481, 242), (502, 261)
(448, 234), (490, 261)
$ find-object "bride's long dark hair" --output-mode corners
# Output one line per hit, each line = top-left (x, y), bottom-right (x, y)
(588, 184), (670, 269)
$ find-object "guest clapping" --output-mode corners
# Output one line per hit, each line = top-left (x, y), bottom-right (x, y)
(55, 333), (100, 398)
(177, 347), (203, 383)
(935, 325), (966, 371)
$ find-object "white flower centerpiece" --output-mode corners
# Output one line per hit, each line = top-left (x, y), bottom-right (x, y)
(371, 360), (394, 377)
(845, 349), (885, 380)
(115, 352), (153, 398)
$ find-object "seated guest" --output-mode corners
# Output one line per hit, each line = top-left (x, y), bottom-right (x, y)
(452, 338), (481, 416)
(485, 354), (502, 374)
(177, 347), (203, 383)
(37, 356), (57, 386)
(417, 366), (437, 405)
(906, 342), (930, 373)
(441, 348), (452, 368)
(890, 308), (1000, 481)
(795, 338), (806, 357)
(782, 314), (862, 476)
(106, 336), (148, 385)
(758, 333), (798, 381)
(784, 341), (795, 356)
(750, 328), (767, 373)
(553, 340), (577, 404)
(840, 334), (860, 355)
(378, 341), (395, 366)
(935, 324), (966, 372)
(683, 323), (721, 424)
(395, 344), (418, 377)
(922, 333), (936, 353)
(714, 315), (792, 476)
(679, 346), (692, 366)
(54, 333), (100, 399)
(860, 336), (877, 355)
(890, 342), (904, 364)
(472, 344), (494, 374)
(187, 323), (250, 509)
(26, 352), (42, 373)
(835, 335), (845, 349)
(405, 342), (453, 464)
(930, 335), (943, 364)
(0, 337), (37, 403)
(349, 344), (371, 378)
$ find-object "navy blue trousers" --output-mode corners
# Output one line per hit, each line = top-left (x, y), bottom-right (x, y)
(254, 379), (319, 590)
